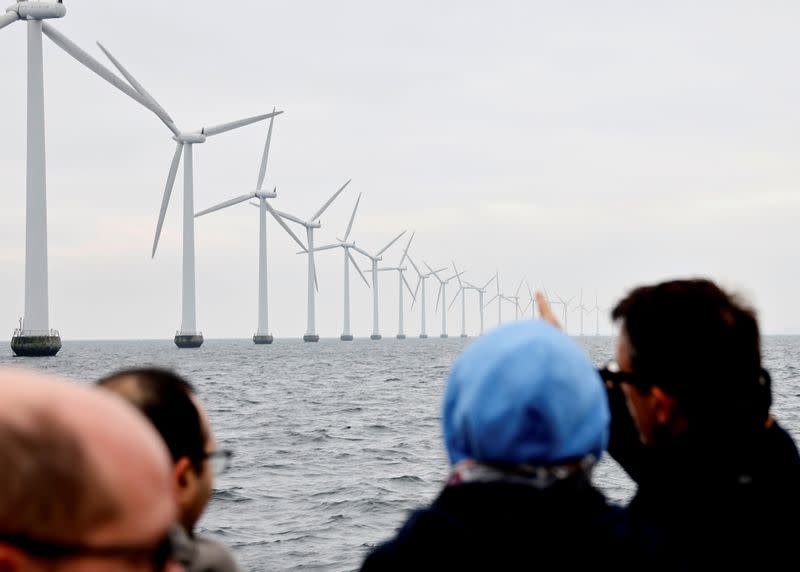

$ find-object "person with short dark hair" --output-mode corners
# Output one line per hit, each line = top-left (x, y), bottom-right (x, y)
(361, 320), (636, 570)
(539, 278), (800, 568)
(97, 368), (240, 572)
(0, 367), (182, 571)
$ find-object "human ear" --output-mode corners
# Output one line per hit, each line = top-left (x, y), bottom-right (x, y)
(174, 456), (198, 509)
(651, 386), (681, 425)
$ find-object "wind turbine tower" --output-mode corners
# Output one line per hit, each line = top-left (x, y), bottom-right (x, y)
(464, 277), (494, 335)
(352, 231), (406, 340)
(310, 194), (370, 341)
(277, 180), (352, 341)
(449, 262), (469, 338)
(194, 113), (307, 344)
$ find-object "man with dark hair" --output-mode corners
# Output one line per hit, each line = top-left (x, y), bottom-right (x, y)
(97, 368), (240, 572)
(0, 367), (182, 571)
(539, 279), (800, 568)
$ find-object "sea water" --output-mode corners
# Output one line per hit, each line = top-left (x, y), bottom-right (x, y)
(2, 335), (798, 571)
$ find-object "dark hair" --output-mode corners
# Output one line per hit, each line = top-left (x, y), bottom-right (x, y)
(611, 279), (768, 430)
(0, 409), (119, 541)
(96, 368), (207, 472)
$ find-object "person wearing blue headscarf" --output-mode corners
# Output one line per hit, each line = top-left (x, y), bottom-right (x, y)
(361, 321), (636, 570)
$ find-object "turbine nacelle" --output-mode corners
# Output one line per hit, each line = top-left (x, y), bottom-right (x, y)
(255, 189), (277, 199)
(174, 133), (206, 144)
(12, 1), (66, 21)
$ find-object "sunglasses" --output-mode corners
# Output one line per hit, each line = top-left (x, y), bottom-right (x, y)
(596, 360), (651, 391)
(0, 525), (181, 571)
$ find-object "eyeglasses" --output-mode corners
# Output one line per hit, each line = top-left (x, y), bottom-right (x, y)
(597, 360), (651, 391)
(204, 449), (233, 476)
(0, 525), (181, 571)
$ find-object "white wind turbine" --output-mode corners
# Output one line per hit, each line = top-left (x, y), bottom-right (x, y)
(463, 277), (495, 335)
(592, 292), (602, 336)
(91, 42), (279, 348)
(276, 180), (352, 342)
(428, 263), (465, 339)
(485, 273), (508, 326)
(573, 289), (591, 336)
(522, 280), (536, 319)
(448, 262), (469, 338)
(2, 1), (184, 355)
(378, 232), (416, 339)
(507, 279), (526, 321)
(352, 231), (407, 340)
(554, 293), (576, 334)
(194, 113), (307, 344)
(308, 193), (370, 341)
(407, 256), (446, 339)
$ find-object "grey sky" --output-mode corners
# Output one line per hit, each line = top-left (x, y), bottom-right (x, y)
(1, 0), (798, 339)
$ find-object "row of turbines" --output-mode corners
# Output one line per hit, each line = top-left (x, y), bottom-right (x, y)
(3, 1), (606, 355)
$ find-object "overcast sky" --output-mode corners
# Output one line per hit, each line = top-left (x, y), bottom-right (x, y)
(1, 0), (798, 340)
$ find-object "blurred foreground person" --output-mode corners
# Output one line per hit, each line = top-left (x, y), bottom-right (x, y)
(361, 320), (634, 570)
(540, 278), (800, 569)
(0, 367), (182, 572)
(97, 368), (240, 572)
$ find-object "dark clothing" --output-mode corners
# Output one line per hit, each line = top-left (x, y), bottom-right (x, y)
(607, 384), (800, 569)
(173, 527), (242, 572)
(361, 474), (636, 571)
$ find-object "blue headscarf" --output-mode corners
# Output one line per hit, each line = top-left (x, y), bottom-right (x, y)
(442, 320), (609, 466)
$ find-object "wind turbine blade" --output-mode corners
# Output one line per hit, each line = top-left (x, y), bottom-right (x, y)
(202, 110), (281, 137)
(452, 262), (464, 287)
(195, 193), (256, 218)
(42, 24), (163, 119)
(347, 250), (370, 288)
(406, 255), (422, 277)
(527, 282), (534, 301)
(423, 261), (435, 274)
(402, 274), (416, 299)
(399, 231), (415, 265)
(482, 277), (494, 290)
(522, 300), (532, 314)
(256, 109), (276, 190)
(433, 267), (448, 275)
(348, 245), (370, 260)
(485, 294), (499, 308)
(95, 42), (178, 135)
(272, 209), (307, 226)
(515, 279), (524, 298)
(311, 243), (341, 252)
(342, 193), (361, 242)
(376, 230), (406, 257)
(151, 143), (183, 257)
(435, 283), (444, 312)
(263, 202), (307, 251)
(448, 291), (460, 311)
(311, 179), (351, 221)
(0, 11), (19, 31)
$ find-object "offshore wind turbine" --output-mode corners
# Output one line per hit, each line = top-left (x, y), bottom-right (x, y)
(593, 292), (601, 336)
(573, 289), (590, 336)
(1, 1), (180, 355)
(194, 113), (307, 344)
(463, 276), (494, 335)
(555, 293), (576, 334)
(92, 42), (279, 348)
(428, 262), (465, 339)
(407, 256), (445, 339)
(378, 232), (416, 339)
(277, 180), (352, 342)
(352, 231), (407, 340)
(448, 262), (469, 338)
(310, 193), (370, 341)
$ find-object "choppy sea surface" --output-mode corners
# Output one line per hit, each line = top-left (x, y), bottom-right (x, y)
(2, 335), (799, 571)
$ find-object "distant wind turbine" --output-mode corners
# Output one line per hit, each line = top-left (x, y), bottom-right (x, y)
(310, 193), (370, 341)
(448, 262), (469, 338)
(352, 230), (406, 340)
(277, 180), (352, 341)
(428, 262), (465, 339)
(407, 256), (446, 339)
(195, 113), (307, 344)
(379, 232), (417, 339)
(464, 276), (494, 335)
